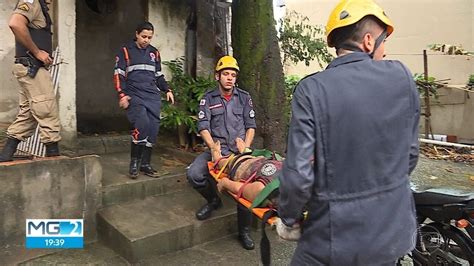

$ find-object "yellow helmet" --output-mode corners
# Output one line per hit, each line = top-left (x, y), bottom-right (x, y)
(215, 55), (240, 72)
(325, 0), (394, 47)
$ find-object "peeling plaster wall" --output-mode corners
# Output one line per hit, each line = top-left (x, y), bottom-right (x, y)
(56, 0), (77, 145)
(148, 0), (189, 79)
(75, 0), (147, 133)
(286, 0), (474, 141)
(76, 0), (189, 134)
(0, 0), (21, 123)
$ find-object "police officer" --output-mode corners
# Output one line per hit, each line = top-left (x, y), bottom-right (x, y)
(187, 56), (257, 250)
(114, 22), (174, 179)
(276, 0), (420, 264)
(0, 0), (60, 162)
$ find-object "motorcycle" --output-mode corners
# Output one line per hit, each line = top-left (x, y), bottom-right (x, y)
(410, 188), (474, 265)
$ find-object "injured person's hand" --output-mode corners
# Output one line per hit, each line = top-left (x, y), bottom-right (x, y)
(275, 218), (301, 241)
(235, 137), (246, 153)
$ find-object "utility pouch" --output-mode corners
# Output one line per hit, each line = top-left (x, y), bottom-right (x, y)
(14, 56), (43, 78)
(26, 54), (44, 78)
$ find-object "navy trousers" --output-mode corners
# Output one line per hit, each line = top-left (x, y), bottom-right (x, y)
(127, 95), (161, 145)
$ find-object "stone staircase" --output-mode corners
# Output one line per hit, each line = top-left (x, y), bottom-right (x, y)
(95, 148), (239, 263)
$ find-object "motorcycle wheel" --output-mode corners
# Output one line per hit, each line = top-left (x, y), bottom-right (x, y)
(431, 222), (474, 266)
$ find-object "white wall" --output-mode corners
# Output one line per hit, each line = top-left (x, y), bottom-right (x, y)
(286, 0), (473, 79)
(56, 0), (77, 145)
(0, 0), (21, 123)
(148, 1), (189, 79)
(286, 0), (474, 141)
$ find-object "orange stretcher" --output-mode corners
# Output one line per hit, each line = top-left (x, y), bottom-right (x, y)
(208, 161), (277, 225)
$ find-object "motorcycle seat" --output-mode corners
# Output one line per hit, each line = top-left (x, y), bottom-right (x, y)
(413, 189), (474, 205)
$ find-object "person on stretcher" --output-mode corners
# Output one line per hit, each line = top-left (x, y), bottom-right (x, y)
(211, 138), (282, 205)
(212, 138), (304, 242)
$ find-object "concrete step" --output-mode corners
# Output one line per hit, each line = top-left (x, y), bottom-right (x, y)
(97, 187), (238, 263)
(102, 171), (189, 207)
(100, 149), (194, 207)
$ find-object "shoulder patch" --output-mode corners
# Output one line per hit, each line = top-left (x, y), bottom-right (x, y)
(198, 111), (205, 120)
(249, 110), (255, 118)
(149, 52), (156, 62)
(17, 3), (30, 11)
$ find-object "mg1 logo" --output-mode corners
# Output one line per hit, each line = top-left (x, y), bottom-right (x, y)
(26, 219), (83, 249)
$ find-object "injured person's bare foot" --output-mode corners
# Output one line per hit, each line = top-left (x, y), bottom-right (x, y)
(217, 177), (228, 193)
(211, 140), (222, 162)
(236, 137), (246, 153)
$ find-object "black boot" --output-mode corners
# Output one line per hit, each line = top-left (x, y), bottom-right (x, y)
(0, 137), (20, 162)
(45, 142), (60, 157)
(195, 179), (222, 220)
(129, 143), (144, 179)
(237, 204), (255, 250)
(140, 146), (159, 177)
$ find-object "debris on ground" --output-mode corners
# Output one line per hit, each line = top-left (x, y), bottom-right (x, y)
(420, 143), (474, 164)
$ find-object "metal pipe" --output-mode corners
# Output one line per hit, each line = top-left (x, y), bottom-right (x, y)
(419, 138), (474, 149)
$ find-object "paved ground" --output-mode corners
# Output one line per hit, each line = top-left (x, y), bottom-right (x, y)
(17, 152), (473, 265)
(1, 126), (472, 265)
(411, 155), (473, 194)
(20, 231), (297, 265)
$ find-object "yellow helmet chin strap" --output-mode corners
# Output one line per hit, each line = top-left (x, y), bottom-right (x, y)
(337, 29), (387, 59)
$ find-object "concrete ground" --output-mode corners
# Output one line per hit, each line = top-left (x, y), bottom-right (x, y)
(0, 124), (471, 265)
(16, 152), (473, 266)
(21, 231), (297, 266)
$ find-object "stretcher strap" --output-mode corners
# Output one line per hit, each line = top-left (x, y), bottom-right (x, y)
(213, 154), (230, 172)
(250, 178), (280, 209)
(216, 154), (235, 179)
(236, 171), (257, 198)
(261, 209), (278, 266)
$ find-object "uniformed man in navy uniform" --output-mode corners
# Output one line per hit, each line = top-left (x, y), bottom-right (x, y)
(276, 0), (420, 264)
(0, 0), (61, 162)
(114, 22), (174, 179)
(187, 56), (257, 250)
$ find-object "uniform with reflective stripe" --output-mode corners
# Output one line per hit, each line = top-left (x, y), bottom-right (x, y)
(113, 41), (170, 145)
(113, 40), (169, 99)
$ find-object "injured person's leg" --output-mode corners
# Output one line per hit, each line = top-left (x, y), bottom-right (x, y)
(212, 140), (282, 205)
(217, 178), (265, 202)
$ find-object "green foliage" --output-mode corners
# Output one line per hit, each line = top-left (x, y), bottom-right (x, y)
(429, 44), (473, 56)
(413, 73), (444, 99)
(468, 74), (474, 88)
(278, 11), (333, 67)
(161, 57), (214, 134)
(284, 75), (300, 100)
(283, 75), (301, 121)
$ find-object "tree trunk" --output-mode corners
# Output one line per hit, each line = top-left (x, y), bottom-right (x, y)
(231, 0), (288, 153)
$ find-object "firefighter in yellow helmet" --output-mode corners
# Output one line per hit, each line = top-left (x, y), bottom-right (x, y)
(326, 0), (394, 59)
(215, 55), (240, 72)
(187, 55), (257, 250)
(276, 0), (420, 264)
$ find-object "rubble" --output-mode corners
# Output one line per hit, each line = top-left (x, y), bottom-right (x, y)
(420, 143), (474, 164)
